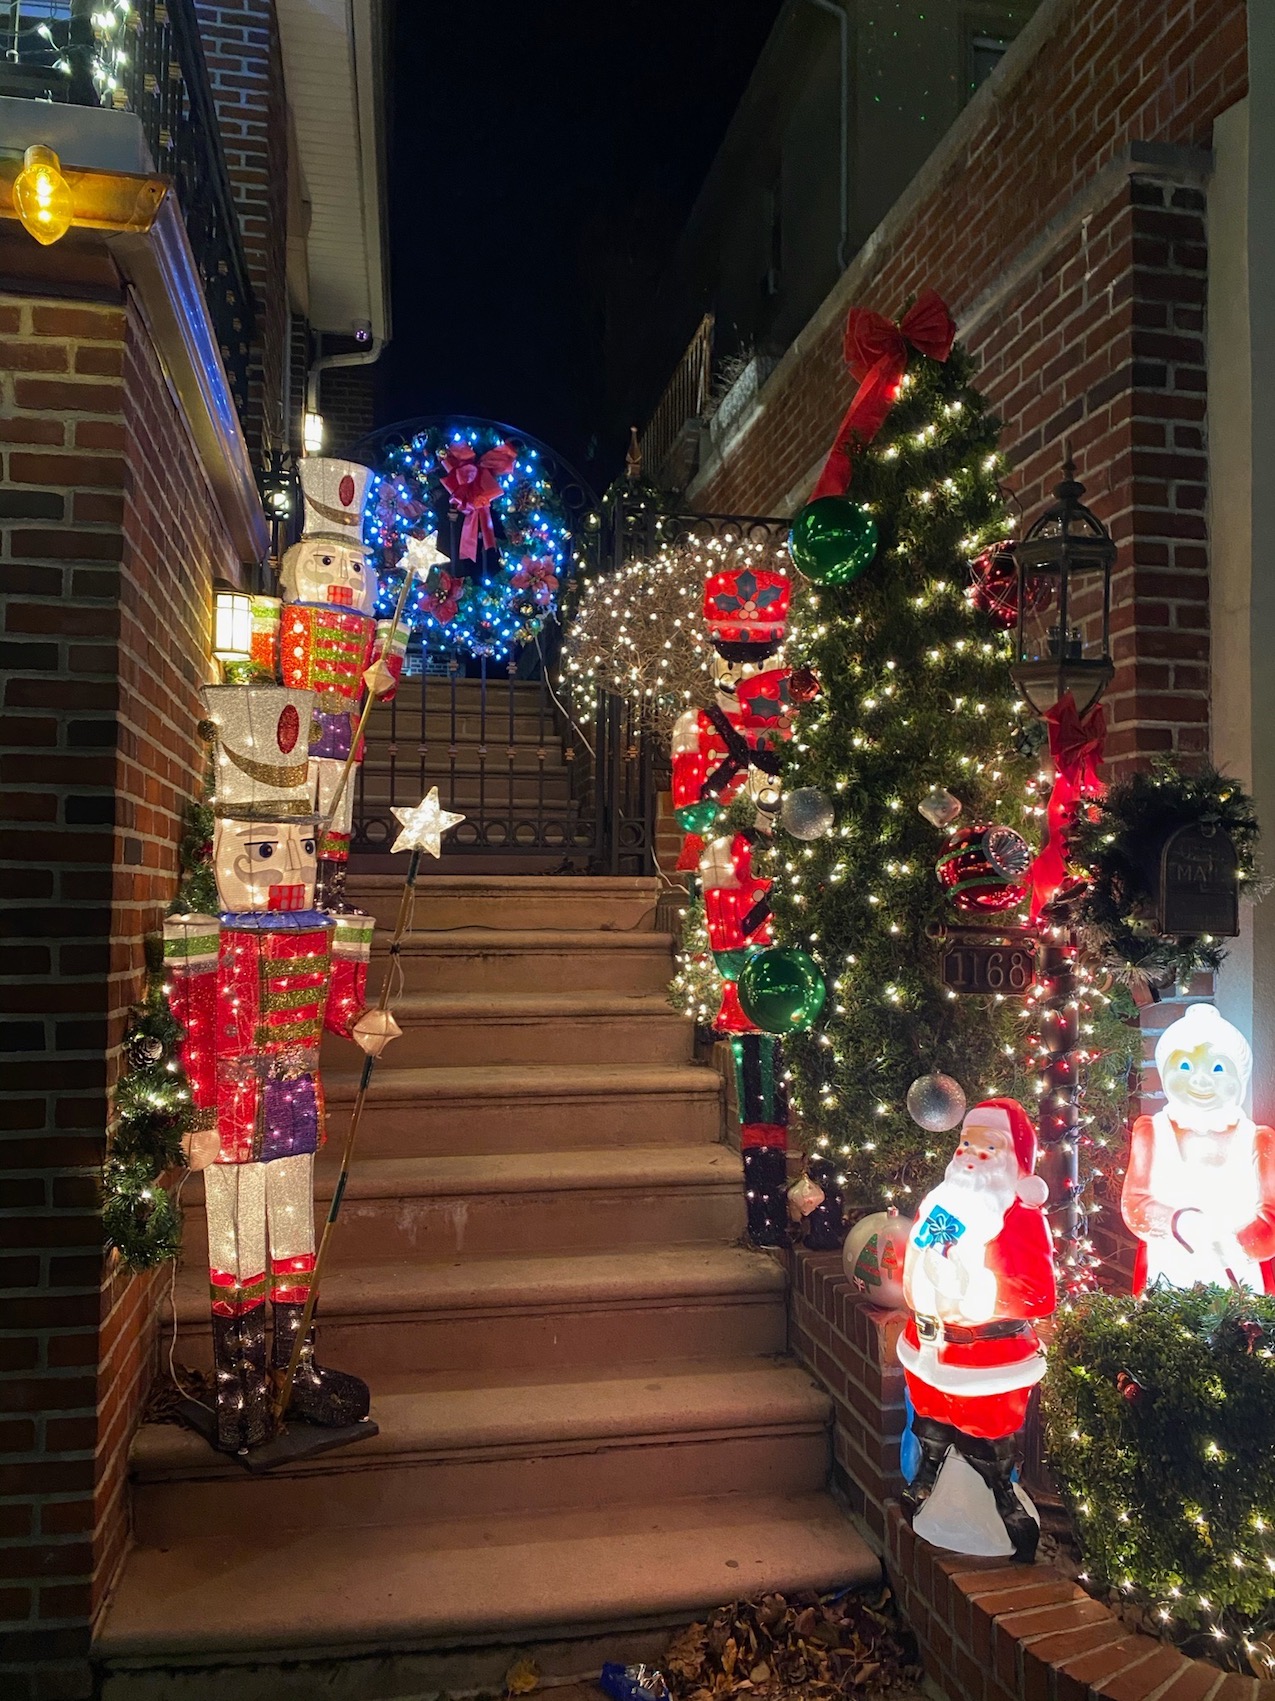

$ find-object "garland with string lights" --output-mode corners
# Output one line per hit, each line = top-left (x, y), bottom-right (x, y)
(761, 343), (1134, 1223)
(1071, 761), (1261, 989)
(1044, 1287), (1275, 1668)
(365, 423), (578, 660)
(101, 802), (215, 1270)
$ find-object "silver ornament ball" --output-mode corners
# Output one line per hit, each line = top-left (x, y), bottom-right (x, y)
(906, 1072), (967, 1132)
(782, 786), (836, 841)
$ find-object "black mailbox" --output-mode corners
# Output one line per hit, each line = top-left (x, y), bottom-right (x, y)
(1157, 820), (1240, 938)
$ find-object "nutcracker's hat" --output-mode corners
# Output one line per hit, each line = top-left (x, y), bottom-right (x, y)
(201, 684), (319, 822)
(298, 457), (373, 545)
(703, 564), (790, 661)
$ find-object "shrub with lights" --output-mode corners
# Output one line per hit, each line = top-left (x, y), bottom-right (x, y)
(1044, 1287), (1275, 1665)
(366, 422), (578, 660)
(763, 335), (1132, 1215)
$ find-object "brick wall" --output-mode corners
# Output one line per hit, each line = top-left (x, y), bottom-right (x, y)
(320, 363), (377, 458)
(197, 0), (290, 465)
(692, 0), (1245, 773)
(0, 292), (236, 1699)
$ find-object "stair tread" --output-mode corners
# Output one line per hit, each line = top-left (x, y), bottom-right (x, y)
(96, 1490), (878, 1660)
(130, 1361), (828, 1481)
(387, 991), (681, 1018)
(182, 1145), (740, 1204)
(323, 1060), (721, 1102)
(172, 1244), (785, 1325)
(388, 928), (674, 951)
(348, 875), (660, 893)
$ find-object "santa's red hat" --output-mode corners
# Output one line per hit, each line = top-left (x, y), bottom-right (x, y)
(965, 1097), (1049, 1207)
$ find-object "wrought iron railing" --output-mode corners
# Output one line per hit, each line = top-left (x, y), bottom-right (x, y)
(638, 312), (714, 486)
(0, 0), (255, 422)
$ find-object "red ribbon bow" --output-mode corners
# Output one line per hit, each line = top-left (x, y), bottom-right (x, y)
(1028, 691), (1107, 922)
(439, 441), (518, 560)
(811, 289), (957, 500)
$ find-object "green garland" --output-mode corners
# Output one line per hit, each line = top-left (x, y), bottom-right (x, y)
(1071, 762), (1261, 988)
(102, 802), (215, 1270)
(1044, 1288), (1275, 1664)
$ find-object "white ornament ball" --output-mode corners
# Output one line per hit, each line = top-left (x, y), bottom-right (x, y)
(782, 787), (836, 841)
(906, 1072), (967, 1132)
(842, 1208), (913, 1310)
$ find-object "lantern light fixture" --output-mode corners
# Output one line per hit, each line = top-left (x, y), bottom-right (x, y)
(1011, 456), (1116, 716)
(212, 586), (253, 665)
(303, 411), (325, 455)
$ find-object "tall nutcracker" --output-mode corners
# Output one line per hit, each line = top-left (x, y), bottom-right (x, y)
(250, 457), (415, 910)
(165, 685), (374, 1453)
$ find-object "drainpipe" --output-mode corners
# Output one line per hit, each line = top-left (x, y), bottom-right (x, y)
(804, 0), (850, 275)
(305, 328), (385, 446)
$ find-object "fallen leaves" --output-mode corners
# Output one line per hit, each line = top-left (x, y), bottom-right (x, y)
(665, 1589), (920, 1701)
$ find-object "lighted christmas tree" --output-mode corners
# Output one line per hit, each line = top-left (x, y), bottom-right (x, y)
(766, 333), (1057, 1211)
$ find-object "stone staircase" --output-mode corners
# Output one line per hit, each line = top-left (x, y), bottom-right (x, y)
(95, 875), (877, 1700)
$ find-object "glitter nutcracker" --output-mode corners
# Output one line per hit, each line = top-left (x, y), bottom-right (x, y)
(250, 457), (413, 910)
(165, 685), (373, 1453)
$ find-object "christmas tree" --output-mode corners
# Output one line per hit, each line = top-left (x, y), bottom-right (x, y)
(764, 340), (1041, 1210)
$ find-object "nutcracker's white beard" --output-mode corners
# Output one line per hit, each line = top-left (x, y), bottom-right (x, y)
(924, 1151), (1019, 1252)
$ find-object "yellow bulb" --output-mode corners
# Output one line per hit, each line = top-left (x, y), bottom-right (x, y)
(14, 145), (74, 246)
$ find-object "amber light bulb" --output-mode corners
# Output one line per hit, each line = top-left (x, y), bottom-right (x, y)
(14, 145), (73, 246)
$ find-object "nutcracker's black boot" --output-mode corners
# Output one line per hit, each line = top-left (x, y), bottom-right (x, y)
(211, 1310), (272, 1453)
(901, 1416), (955, 1519)
(959, 1433), (1040, 1564)
(315, 857), (351, 914)
(272, 1301), (369, 1427)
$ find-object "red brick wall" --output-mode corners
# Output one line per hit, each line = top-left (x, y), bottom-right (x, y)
(197, 0), (290, 464)
(320, 363), (377, 458)
(693, 0), (1245, 773)
(0, 291), (236, 1699)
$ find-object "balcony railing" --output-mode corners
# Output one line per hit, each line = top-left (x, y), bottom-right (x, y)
(0, 0), (255, 424)
(638, 312), (714, 489)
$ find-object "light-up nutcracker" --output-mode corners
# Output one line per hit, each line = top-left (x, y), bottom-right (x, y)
(898, 1099), (1057, 1563)
(250, 457), (411, 911)
(165, 685), (373, 1454)
(675, 563), (794, 1242)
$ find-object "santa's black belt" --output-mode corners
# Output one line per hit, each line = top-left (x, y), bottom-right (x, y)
(914, 1316), (1032, 1345)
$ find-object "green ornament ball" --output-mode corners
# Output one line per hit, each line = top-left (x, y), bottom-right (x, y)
(738, 947), (827, 1034)
(788, 496), (879, 585)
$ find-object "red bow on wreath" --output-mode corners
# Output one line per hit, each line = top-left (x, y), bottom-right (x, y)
(1028, 691), (1107, 923)
(439, 441), (518, 561)
(811, 289), (957, 500)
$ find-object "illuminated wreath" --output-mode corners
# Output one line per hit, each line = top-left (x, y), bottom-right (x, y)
(365, 421), (577, 660)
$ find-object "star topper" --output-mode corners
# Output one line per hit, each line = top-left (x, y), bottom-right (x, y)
(401, 531), (449, 579)
(390, 787), (466, 857)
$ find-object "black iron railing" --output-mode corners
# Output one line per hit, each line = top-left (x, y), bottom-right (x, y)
(0, 0), (255, 421)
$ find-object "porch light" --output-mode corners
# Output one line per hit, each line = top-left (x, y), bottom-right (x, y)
(212, 586), (253, 664)
(1011, 457), (1116, 716)
(13, 146), (73, 246)
(303, 411), (325, 455)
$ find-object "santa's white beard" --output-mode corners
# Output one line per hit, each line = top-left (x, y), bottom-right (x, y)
(922, 1156), (1018, 1251)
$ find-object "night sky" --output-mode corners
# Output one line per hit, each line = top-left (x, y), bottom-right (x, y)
(376, 0), (785, 488)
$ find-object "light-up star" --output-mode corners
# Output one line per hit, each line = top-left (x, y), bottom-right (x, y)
(390, 787), (466, 858)
(400, 531), (449, 579)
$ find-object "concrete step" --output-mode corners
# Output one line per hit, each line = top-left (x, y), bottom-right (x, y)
(322, 992), (691, 1069)
(169, 1245), (787, 1377)
(322, 1063), (723, 1157)
(359, 745), (567, 775)
(374, 927), (674, 994)
(346, 874), (661, 931)
(96, 1490), (879, 1699)
(180, 1146), (745, 1265)
(129, 1361), (829, 1541)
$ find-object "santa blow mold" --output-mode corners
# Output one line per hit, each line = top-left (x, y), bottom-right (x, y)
(898, 1098), (1056, 1564)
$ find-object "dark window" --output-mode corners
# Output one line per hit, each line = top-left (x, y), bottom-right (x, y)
(968, 32), (1010, 92)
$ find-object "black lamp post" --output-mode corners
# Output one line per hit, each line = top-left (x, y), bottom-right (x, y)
(1011, 457), (1116, 1267)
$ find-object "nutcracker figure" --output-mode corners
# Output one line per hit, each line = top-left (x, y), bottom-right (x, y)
(1122, 1003), (1275, 1293)
(898, 1099), (1056, 1562)
(250, 457), (412, 909)
(166, 685), (373, 1453)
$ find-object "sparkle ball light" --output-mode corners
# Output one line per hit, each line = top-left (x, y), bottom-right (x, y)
(788, 496), (879, 585)
(906, 1072), (967, 1133)
(737, 947), (827, 1034)
(782, 786), (836, 841)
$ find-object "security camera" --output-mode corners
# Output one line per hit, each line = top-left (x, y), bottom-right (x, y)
(353, 320), (373, 346)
